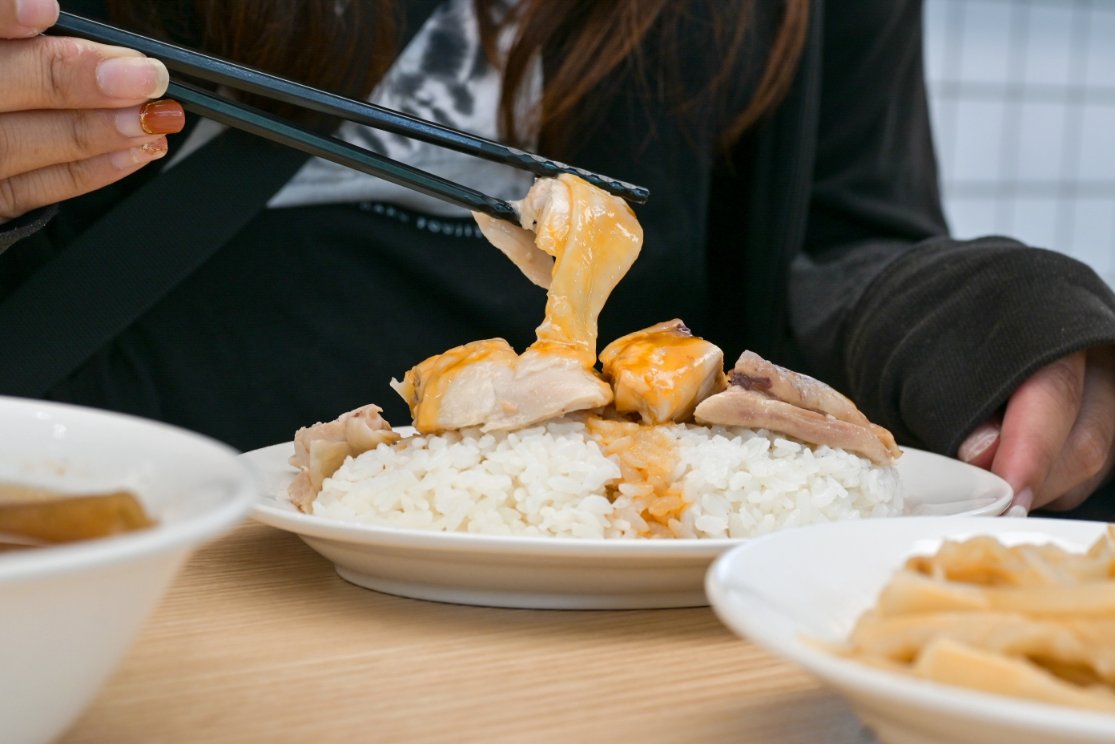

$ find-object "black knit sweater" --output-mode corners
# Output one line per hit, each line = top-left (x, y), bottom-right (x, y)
(3, 0), (1114, 501)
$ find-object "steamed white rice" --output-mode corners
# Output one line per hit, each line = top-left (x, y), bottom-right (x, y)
(311, 418), (902, 539)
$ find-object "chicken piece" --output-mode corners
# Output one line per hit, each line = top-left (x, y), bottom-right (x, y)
(694, 387), (897, 465)
(398, 175), (643, 432)
(473, 212), (553, 289)
(731, 350), (870, 426)
(527, 175), (643, 366)
(694, 350), (901, 465)
(390, 339), (611, 433)
(599, 319), (727, 424)
(728, 351), (901, 458)
(288, 404), (400, 512)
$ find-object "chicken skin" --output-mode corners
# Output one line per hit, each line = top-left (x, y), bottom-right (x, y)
(695, 351), (901, 465)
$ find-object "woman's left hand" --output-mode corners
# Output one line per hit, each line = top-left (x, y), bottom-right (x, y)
(957, 345), (1115, 513)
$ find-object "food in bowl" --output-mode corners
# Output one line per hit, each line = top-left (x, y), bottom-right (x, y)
(287, 175), (903, 538)
(829, 526), (1115, 713)
(0, 483), (153, 551)
(0, 396), (254, 744)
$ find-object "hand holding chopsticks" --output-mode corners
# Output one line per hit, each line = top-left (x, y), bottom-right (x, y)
(0, 0), (178, 225)
(49, 12), (650, 224)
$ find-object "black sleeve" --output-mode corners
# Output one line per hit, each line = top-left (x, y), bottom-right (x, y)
(0, 206), (58, 256)
(788, 0), (1115, 454)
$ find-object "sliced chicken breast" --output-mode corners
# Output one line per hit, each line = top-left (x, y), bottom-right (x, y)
(391, 339), (612, 433)
(600, 319), (727, 424)
(731, 350), (870, 426)
(694, 387), (897, 466)
(399, 175), (642, 432)
(695, 350), (901, 465)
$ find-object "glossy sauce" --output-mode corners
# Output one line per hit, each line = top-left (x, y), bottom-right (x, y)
(600, 323), (726, 424)
(586, 417), (687, 535)
(395, 339), (518, 433)
(530, 175), (644, 366)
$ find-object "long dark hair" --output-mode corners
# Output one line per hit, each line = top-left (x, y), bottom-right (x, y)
(107, 0), (809, 152)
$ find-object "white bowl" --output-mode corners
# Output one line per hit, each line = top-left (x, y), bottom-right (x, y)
(0, 396), (255, 744)
(705, 516), (1115, 744)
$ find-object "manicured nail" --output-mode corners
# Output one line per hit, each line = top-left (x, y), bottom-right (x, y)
(96, 57), (170, 99)
(958, 424), (999, 463)
(110, 139), (168, 170)
(16, 0), (59, 28)
(1005, 505), (1028, 518)
(139, 99), (185, 135)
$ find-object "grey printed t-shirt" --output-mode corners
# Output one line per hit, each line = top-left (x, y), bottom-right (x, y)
(268, 0), (540, 215)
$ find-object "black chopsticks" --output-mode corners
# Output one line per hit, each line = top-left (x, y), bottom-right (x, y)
(165, 79), (521, 221)
(51, 12), (650, 223)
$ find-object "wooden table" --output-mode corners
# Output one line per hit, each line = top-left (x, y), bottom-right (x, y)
(62, 522), (878, 743)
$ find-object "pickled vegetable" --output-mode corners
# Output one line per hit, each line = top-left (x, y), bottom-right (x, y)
(0, 485), (153, 551)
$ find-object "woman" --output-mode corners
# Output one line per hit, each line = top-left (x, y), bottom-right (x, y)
(1, 0), (1113, 515)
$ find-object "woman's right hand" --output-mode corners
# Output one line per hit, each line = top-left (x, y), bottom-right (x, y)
(0, 0), (184, 223)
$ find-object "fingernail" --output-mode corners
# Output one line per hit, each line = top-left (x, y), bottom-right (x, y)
(114, 101), (184, 137)
(1011, 487), (1034, 514)
(139, 100), (185, 135)
(113, 106), (146, 137)
(110, 139), (168, 170)
(16, 0), (59, 28)
(958, 424), (1000, 463)
(96, 57), (170, 99)
(1005, 505), (1028, 518)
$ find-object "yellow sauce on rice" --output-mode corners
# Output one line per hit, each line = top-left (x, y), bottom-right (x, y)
(585, 417), (687, 535)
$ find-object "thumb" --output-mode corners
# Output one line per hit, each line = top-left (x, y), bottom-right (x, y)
(2, 0), (58, 38)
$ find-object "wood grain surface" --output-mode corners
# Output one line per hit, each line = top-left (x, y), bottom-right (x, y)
(61, 522), (879, 743)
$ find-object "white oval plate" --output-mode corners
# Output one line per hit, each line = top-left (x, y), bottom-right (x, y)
(242, 443), (1010, 609)
(705, 516), (1115, 744)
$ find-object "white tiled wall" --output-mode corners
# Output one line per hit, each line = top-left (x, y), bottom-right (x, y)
(924, 0), (1115, 286)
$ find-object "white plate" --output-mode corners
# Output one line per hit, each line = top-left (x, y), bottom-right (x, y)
(705, 516), (1115, 744)
(242, 443), (1010, 609)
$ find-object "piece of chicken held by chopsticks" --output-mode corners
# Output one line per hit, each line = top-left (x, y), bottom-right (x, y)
(694, 351), (901, 465)
(395, 174), (643, 433)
